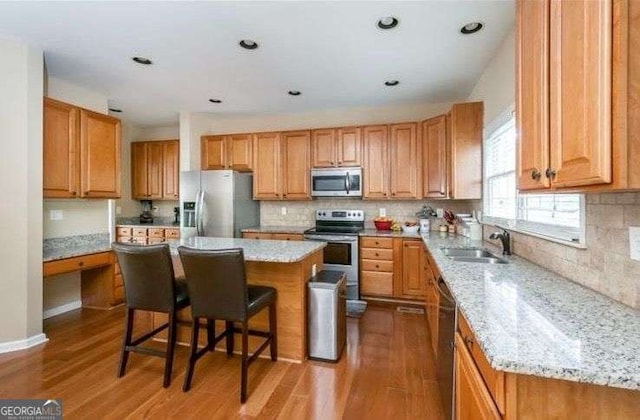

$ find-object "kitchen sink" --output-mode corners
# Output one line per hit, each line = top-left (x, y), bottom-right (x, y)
(441, 248), (508, 264)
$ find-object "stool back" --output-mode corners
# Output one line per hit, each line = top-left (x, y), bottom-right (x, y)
(178, 247), (248, 321)
(112, 243), (177, 312)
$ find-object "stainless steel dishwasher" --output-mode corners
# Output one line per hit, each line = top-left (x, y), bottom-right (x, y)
(307, 270), (347, 362)
(435, 275), (456, 420)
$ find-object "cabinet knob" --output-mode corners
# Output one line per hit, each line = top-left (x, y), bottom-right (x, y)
(545, 168), (557, 179)
(464, 336), (474, 349)
(71, 191), (77, 196)
(375, 265), (379, 269)
(330, 161), (334, 165)
(78, 261), (84, 267)
(375, 252), (379, 257)
(531, 169), (542, 181)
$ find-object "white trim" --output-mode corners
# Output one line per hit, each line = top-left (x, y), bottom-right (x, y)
(43, 300), (82, 319)
(0, 333), (48, 354)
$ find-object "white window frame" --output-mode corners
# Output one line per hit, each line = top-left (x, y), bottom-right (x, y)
(482, 106), (586, 248)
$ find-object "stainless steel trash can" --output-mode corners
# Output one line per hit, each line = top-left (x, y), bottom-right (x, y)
(308, 270), (347, 362)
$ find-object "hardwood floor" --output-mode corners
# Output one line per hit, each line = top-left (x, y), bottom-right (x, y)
(0, 305), (445, 419)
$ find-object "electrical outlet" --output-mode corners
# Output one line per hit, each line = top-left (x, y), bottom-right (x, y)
(436, 208), (444, 218)
(379, 208), (386, 217)
(630, 227), (640, 261)
(152, 206), (159, 212)
(49, 210), (63, 221)
(281, 207), (287, 215)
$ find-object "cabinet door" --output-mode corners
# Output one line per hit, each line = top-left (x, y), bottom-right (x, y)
(337, 126), (362, 167)
(422, 115), (449, 198)
(517, 0), (551, 190)
(311, 128), (336, 168)
(162, 140), (180, 200)
(400, 240), (425, 297)
(549, 0), (612, 188)
(389, 123), (420, 199)
(201, 135), (226, 170)
(43, 98), (79, 198)
(80, 110), (121, 198)
(450, 102), (483, 199)
(281, 130), (311, 200)
(131, 142), (148, 199)
(147, 142), (164, 200)
(454, 333), (501, 420)
(363, 125), (389, 199)
(252, 132), (281, 199)
(227, 134), (253, 171)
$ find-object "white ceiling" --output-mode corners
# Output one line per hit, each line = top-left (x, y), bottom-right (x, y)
(0, 1), (514, 127)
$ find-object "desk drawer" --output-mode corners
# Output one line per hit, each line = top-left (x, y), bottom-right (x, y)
(360, 248), (393, 261)
(360, 237), (393, 249)
(132, 228), (147, 237)
(148, 238), (166, 245)
(148, 228), (165, 238)
(116, 227), (132, 237)
(164, 228), (180, 239)
(44, 252), (111, 277)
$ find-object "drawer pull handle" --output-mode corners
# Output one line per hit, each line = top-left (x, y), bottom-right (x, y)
(78, 261), (84, 267)
(375, 253), (379, 257)
(464, 337), (474, 349)
(375, 265), (379, 269)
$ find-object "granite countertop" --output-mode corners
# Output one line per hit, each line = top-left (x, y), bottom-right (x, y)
(168, 236), (326, 263)
(43, 233), (112, 262)
(116, 217), (179, 229)
(359, 228), (422, 239)
(420, 232), (640, 391)
(241, 226), (312, 235)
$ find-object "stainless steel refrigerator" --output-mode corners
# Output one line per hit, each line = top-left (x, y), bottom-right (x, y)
(180, 170), (259, 238)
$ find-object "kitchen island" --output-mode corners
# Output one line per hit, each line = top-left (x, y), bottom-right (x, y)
(151, 236), (325, 363)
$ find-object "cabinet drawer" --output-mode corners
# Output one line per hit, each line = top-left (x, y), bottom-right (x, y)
(131, 237), (147, 245)
(271, 233), (303, 241)
(148, 238), (166, 245)
(116, 236), (133, 244)
(242, 232), (273, 240)
(164, 228), (180, 239)
(116, 227), (132, 237)
(114, 273), (123, 287)
(132, 228), (148, 237)
(43, 252), (112, 277)
(360, 271), (393, 296)
(360, 248), (393, 261)
(148, 228), (165, 238)
(360, 237), (393, 249)
(361, 259), (393, 272)
(458, 311), (505, 414)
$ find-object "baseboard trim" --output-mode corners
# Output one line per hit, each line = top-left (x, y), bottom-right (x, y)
(44, 300), (82, 319)
(0, 333), (48, 354)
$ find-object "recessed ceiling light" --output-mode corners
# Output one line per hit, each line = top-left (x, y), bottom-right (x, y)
(460, 22), (484, 35)
(132, 56), (153, 65)
(239, 39), (259, 50)
(377, 16), (399, 30)
(384, 80), (400, 87)
(108, 108), (122, 113)
(288, 90), (301, 96)
(208, 99), (222, 104)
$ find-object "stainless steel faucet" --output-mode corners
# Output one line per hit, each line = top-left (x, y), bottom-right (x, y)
(489, 227), (512, 255)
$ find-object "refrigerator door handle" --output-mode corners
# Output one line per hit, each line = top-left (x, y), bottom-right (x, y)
(195, 190), (204, 236)
(199, 190), (206, 236)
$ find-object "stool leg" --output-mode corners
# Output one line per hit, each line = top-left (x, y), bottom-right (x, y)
(206, 319), (215, 351)
(163, 311), (177, 388)
(240, 322), (249, 403)
(183, 318), (200, 392)
(118, 308), (134, 378)
(225, 321), (234, 355)
(269, 303), (278, 361)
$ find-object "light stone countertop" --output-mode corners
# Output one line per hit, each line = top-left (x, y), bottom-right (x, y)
(359, 228), (422, 239)
(241, 226), (312, 235)
(420, 232), (640, 391)
(43, 233), (112, 262)
(168, 236), (326, 263)
(116, 217), (179, 229)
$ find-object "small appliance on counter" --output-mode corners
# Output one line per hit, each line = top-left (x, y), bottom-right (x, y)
(139, 200), (154, 224)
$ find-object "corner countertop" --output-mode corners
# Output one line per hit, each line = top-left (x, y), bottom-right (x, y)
(241, 226), (312, 235)
(420, 232), (640, 391)
(168, 236), (326, 263)
(44, 233), (112, 262)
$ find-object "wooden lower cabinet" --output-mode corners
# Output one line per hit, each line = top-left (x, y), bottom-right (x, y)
(360, 236), (425, 301)
(241, 232), (303, 241)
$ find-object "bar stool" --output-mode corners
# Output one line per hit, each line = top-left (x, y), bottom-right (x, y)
(112, 242), (190, 388)
(177, 246), (277, 403)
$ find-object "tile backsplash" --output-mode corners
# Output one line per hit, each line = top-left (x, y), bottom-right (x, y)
(260, 199), (480, 229)
(484, 192), (640, 309)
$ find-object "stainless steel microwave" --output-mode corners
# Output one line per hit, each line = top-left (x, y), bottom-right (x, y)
(311, 167), (362, 197)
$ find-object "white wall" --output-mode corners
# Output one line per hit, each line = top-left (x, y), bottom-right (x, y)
(0, 38), (44, 346)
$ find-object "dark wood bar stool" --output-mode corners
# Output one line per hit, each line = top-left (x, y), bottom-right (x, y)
(177, 246), (277, 403)
(112, 242), (190, 388)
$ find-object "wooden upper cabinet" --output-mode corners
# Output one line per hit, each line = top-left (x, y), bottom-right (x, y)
(389, 123), (420, 199)
(337, 127), (362, 167)
(131, 142), (149, 199)
(311, 129), (336, 167)
(281, 130), (311, 200)
(252, 132), (281, 199)
(79, 109), (121, 198)
(162, 140), (180, 199)
(43, 98), (79, 198)
(549, 0), (612, 188)
(422, 115), (449, 198)
(201, 134), (252, 171)
(363, 125), (389, 199)
(450, 102), (483, 199)
(147, 142), (164, 199)
(517, 0), (550, 190)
